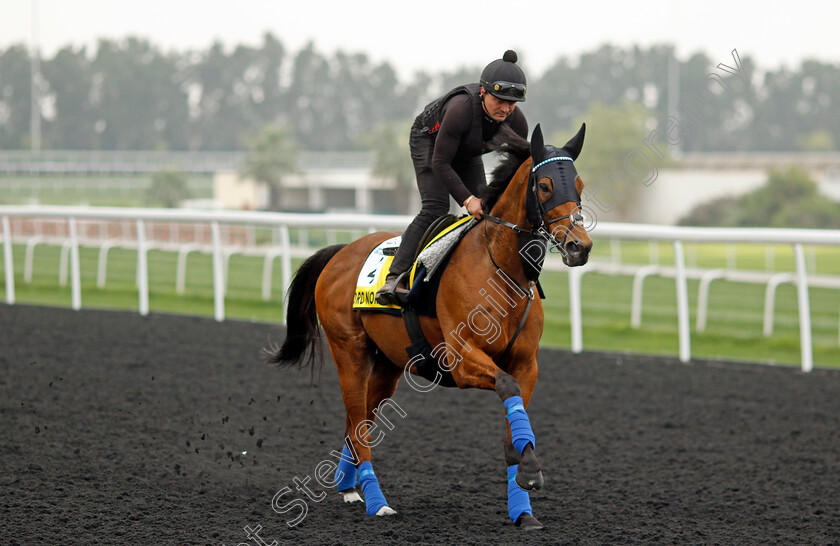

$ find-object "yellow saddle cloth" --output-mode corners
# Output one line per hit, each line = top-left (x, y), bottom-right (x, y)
(352, 216), (474, 311)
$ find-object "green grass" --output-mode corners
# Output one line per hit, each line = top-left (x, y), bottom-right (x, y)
(2, 241), (839, 369)
(538, 269), (840, 367)
(589, 239), (840, 274)
(0, 174), (214, 206)
(0, 244), (292, 323)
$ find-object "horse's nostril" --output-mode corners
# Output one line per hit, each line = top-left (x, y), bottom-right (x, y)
(565, 242), (582, 256)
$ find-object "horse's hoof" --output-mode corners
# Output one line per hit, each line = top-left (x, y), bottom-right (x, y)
(515, 468), (544, 491)
(375, 505), (397, 516)
(516, 444), (543, 490)
(515, 513), (545, 530)
(340, 489), (363, 503)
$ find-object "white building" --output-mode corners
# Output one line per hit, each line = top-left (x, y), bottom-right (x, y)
(586, 152), (840, 225)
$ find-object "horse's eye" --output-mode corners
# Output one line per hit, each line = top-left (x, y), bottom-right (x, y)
(538, 182), (551, 193)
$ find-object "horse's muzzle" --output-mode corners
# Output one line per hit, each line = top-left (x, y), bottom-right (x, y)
(562, 240), (591, 267)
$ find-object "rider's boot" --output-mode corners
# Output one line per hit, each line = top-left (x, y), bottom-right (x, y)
(375, 271), (409, 306)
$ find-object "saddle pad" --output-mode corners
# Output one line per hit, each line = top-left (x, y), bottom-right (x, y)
(409, 216), (474, 286)
(353, 235), (402, 310)
(353, 216), (475, 313)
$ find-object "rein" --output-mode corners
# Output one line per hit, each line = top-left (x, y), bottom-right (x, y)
(480, 215), (535, 362)
(480, 210), (581, 243)
(474, 151), (583, 359)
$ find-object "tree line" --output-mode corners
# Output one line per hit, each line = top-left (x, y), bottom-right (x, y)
(1, 35), (838, 153)
(679, 166), (840, 228)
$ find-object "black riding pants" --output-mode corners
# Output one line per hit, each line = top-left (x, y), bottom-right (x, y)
(388, 128), (487, 275)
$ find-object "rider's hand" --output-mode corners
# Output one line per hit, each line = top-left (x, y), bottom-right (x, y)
(465, 196), (483, 219)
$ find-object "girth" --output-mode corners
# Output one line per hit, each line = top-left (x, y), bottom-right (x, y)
(402, 305), (458, 387)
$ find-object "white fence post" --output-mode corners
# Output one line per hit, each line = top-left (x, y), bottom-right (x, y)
(59, 241), (70, 286)
(696, 269), (725, 333)
(280, 225), (292, 305)
(568, 267), (583, 353)
(97, 240), (119, 289)
(211, 221), (225, 322)
(793, 243), (813, 372)
(223, 250), (240, 296)
(68, 217), (81, 311)
(631, 265), (660, 329)
(24, 235), (43, 284)
(261, 251), (279, 302)
(762, 273), (796, 337)
(673, 241), (691, 363)
(2, 215), (14, 304)
(136, 220), (149, 316)
(176, 244), (201, 295)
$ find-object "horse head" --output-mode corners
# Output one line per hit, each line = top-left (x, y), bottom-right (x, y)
(527, 123), (593, 267)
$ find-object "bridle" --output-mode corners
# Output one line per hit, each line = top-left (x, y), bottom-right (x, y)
(528, 155), (585, 253)
(478, 151), (585, 362)
(473, 123), (587, 359)
(481, 150), (585, 255)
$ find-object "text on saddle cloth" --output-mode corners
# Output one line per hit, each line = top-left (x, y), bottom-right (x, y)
(353, 235), (402, 310)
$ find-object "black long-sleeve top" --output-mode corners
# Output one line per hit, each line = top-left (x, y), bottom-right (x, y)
(431, 93), (528, 205)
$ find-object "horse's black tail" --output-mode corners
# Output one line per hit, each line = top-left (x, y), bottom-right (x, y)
(268, 244), (347, 370)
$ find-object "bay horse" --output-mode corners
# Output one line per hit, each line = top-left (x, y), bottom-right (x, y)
(270, 123), (592, 530)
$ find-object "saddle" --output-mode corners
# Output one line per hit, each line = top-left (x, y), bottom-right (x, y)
(415, 214), (462, 260)
(353, 215), (476, 315)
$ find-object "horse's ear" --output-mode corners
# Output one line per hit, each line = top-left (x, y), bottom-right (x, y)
(563, 123), (586, 160)
(530, 124), (545, 164)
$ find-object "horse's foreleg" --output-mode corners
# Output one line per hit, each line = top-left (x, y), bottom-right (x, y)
(500, 361), (544, 529)
(446, 350), (544, 527)
(447, 353), (540, 469)
(497, 371), (543, 490)
(503, 442), (544, 530)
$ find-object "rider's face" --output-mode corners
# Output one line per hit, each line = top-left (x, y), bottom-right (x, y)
(480, 89), (517, 121)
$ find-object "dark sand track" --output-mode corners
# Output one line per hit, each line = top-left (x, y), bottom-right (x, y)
(2, 303), (840, 545)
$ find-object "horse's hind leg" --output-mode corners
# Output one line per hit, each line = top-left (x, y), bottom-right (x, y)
(365, 350), (403, 442)
(335, 414), (363, 503)
(358, 353), (403, 516)
(328, 337), (397, 516)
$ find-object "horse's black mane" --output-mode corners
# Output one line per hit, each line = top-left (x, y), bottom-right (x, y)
(480, 125), (531, 212)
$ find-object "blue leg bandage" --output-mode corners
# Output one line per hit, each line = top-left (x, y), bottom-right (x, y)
(504, 396), (536, 454)
(358, 461), (389, 516)
(334, 444), (358, 491)
(507, 464), (533, 522)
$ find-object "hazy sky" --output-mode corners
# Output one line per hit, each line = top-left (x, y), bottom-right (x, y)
(1, 0), (837, 78)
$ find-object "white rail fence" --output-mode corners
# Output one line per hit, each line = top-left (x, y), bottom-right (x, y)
(2, 205), (840, 372)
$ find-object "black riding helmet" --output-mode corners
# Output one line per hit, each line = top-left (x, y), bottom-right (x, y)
(480, 50), (527, 102)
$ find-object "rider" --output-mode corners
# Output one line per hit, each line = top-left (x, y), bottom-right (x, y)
(376, 50), (529, 305)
